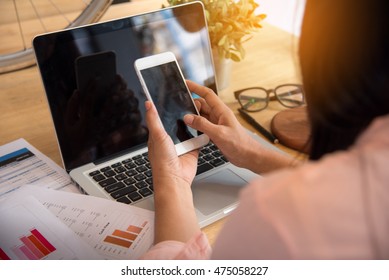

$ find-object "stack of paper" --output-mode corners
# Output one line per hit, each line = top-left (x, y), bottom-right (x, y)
(0, 139), (154, 260)
(0, 187), (154, 260)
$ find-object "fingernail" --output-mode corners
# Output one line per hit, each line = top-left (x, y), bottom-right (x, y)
(145, 101), (152, 111)
(184, 114), (194, 125)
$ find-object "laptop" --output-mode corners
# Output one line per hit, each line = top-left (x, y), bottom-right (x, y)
(33, 2), (261, 227)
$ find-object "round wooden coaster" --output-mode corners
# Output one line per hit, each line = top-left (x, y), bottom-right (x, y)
(271, 106), (311, 153)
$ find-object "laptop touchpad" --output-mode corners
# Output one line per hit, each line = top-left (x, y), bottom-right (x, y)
(192, 169), (247, 216)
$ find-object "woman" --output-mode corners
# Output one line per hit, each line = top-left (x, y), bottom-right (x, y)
(142, 0), (389, 259)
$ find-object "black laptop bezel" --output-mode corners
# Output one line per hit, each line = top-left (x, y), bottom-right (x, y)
(33, 2), (216, 173)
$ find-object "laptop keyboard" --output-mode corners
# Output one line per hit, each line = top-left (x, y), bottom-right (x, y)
(88, 142), (228, 205)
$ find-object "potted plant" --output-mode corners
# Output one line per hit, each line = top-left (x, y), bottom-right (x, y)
(165, 0), (266, 62)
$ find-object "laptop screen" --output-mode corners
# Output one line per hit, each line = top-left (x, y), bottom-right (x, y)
(33, 3), (216, 172)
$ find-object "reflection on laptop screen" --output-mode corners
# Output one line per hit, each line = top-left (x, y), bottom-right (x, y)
(33, 3), (215, 172)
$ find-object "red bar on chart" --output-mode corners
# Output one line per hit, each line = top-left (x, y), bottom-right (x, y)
(31, 229), (56, 252)
(28, 234), (51, 256)
(127, 225), (142, 234)
(0, 248), (11, 260)
(104, 235), (132, 248)
(20, 236), (45, 259)
(19, 245), (39, 260)
(12, 247), (27, 260)
(112, 229), (137, 242)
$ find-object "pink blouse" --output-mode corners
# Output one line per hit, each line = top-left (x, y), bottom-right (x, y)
(141, 114), (389, 260)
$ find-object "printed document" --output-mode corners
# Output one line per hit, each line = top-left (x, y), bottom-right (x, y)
(1, 186), (154, 260)
(0, 138), (79, 201)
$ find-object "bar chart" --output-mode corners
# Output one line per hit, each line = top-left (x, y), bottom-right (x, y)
(0, 196), (100, 260)
(1, 187), (154, 259)
(103, 221), (148, 249)
(91, 215), (152, 259)
(44, 202), (152, 257)
(10, 228), (56, 260)
(35, 189), (154, 259)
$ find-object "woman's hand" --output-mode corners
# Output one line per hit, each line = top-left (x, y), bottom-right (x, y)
(145, 100), (200, 243)
(184, 80), (295, 174)
(145, 101), (198, 186)
(184, 81), (258, 169)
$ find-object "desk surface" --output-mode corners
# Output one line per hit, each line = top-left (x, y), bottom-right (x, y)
(0, 0), (302, 244)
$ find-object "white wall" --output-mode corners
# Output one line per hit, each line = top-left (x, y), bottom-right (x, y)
(256, 0), (306, 36)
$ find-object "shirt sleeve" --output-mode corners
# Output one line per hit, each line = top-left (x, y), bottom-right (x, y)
(139, 231), (212, 260)
(211, 173), (293, 259)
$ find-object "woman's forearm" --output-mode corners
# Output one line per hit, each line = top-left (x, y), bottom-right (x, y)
(153, 177), (200, 244)
(241, 137), (299, 174)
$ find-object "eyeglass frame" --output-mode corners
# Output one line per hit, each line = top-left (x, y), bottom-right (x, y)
(234, 83), (305, 112)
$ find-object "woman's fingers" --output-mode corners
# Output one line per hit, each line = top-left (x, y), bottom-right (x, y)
(186, 80), (222, 110)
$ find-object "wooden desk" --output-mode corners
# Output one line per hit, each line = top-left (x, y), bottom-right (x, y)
(0, 1), (302, 245)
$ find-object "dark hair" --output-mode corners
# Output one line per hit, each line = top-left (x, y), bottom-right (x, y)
(299, 0), (389, 160)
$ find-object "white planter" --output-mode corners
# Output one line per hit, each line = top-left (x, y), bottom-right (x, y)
(212, 48), (232, 91)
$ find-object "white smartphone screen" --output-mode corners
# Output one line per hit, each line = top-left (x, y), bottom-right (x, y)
(139, 61), (200, 145)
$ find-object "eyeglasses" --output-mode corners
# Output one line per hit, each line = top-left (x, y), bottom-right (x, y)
(234, 84), (305, 112)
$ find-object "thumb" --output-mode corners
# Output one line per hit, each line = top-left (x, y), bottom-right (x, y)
(184, 114), (218, 139)
(145, 101), (166, 140)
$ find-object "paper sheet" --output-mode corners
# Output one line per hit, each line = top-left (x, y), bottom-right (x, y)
(0, 138), (80, 201)
(0, 195), (101, 260)
(0, 139), (155, 259)
(5, 186), (155, 260)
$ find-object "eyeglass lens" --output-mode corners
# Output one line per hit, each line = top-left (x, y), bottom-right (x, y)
(275, 85), (304, 107)
(238, 88), (268, 111)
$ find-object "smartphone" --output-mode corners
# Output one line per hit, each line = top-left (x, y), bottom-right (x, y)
(134, 52), (209, 155)
(75, 51), (117, 95)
